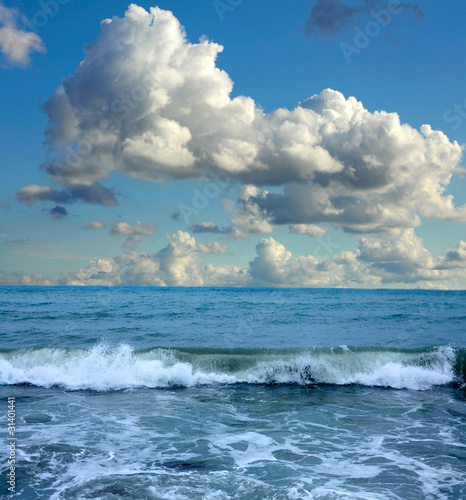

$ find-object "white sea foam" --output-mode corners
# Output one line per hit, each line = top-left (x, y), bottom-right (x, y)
(0, 344), (458, 391)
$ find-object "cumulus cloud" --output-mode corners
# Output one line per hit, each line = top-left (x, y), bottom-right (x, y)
(444, 241), (466, 263)
(17, 183), (118, 206)
(0, 271), (54, 286)
(248, 237), (380, 287)
(110, 221), (157, 249)
(29, 5), (464, 236)
(350, 230), (466, 285)
(41, 4), (361, 190)
(2, 231), (465, 288)
(82, 221), (106, 230)
(62, 231), (240, 286)
(305, 0), (424, 37)
(0, 4), (45, 67)
(239, 91), (466, 233)
(231, 186), (274, 236)
(249, 230), (466, 287)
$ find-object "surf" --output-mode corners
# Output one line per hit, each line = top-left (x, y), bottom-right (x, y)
(0, 344), (463, 391)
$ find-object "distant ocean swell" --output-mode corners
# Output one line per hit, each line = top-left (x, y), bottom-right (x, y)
(0, 345), (464, 391)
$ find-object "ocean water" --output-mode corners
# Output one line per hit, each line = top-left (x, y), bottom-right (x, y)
(0, 287), (465, 499)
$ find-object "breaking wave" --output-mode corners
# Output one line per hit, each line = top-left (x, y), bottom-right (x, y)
(0, 344), (464, 391)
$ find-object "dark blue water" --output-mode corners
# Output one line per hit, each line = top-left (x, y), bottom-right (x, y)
(0, 287), (465, 499)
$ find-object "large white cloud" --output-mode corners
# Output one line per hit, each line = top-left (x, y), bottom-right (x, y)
(27, 4), (464, 236)
(238, 101), (466, 232)
(0, 4), (45, 67)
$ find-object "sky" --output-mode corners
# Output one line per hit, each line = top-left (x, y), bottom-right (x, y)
(0, 0), (465, 288)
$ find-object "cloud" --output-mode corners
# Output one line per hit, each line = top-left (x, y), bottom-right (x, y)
(0, 4), (45, 67)
(407, 282), (449, 291)
(32, 5), (464, 237)
(248, 230), (466, 287)
(62, 231), (240, 286)
(191, 222), (224, 234)
(289, 224), (327, 238)
(41, 5), (359, 188)
(356, 228), (433, 280)
(44, 205), (68, 220)
(444, 241), (466, 263)
(17, 183), (118, 206)
(237, 90), (466, 233)
(82, 221), (106, 230)
(231, 186), (274, 236)
(190, 221), (243, 240)
(198, 241), (229, 255)
(0, 271), (54, 286)
(4, 230), (463, 289)
(110, 221), (157, 249)
(247, 237), (382, 287)
(0, 202), (10, 210)
(305, 0), (424, 37)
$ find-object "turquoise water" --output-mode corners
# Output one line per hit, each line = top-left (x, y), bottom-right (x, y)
(0, 287), (465, 499)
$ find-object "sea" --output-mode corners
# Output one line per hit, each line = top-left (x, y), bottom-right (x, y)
(0, 286), (465, 499)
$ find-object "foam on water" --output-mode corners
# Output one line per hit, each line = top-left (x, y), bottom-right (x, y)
(0, 344), (460, 391)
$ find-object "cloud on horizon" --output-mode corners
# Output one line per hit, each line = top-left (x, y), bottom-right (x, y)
(0, 230), (464, 289)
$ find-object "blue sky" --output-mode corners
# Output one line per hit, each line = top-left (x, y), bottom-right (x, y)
(0, 0), (465, 288)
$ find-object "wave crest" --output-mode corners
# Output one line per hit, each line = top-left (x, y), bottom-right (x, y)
(0, 344), (461, 391)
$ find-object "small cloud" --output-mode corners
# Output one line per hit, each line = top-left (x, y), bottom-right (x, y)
(289, 224), (327, 238)
(0, 201), (10, 210)
(191, 222), (224, 234)
(305, 0), (424, 37)
(82, 221), (106, 230)
(190, 221), (245, 240)
(0, 4), (46, 67)
(170, 212), (181, 221)
(110, 221), (157, 249)
(17, 183), (118, 207)
(44, 205), (68, 220)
